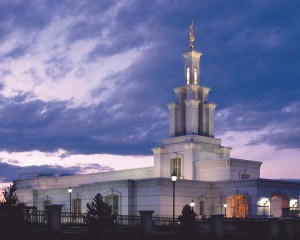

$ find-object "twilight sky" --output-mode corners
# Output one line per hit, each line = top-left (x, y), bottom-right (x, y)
(0, 0), (299, 188)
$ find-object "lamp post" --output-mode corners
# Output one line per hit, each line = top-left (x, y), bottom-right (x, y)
(190, 199), (195, 212)
(171, 172), (177, 229)
(223, 202), (227, 218)
(68, 187), (72, 217)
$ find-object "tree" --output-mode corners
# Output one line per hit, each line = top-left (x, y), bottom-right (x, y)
(178, 204), (196, 234)
(0, 184), (26, 233)
(85, 193), (116, 233)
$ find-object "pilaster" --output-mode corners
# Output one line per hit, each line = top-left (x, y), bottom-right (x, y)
(167, 103), (180, 136)
(152, 147), (167, 177)
(204, 102), (217, 136)
(185, 99), (200, 134)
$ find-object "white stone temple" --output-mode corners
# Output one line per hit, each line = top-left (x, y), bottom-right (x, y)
(15, 24), (300, 219)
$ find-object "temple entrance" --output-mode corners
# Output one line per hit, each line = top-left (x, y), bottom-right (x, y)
(227, 194), (248, 218)
(270, 195), (288, 218)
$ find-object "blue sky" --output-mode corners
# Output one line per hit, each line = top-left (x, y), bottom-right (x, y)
(0, 0), (299, 187)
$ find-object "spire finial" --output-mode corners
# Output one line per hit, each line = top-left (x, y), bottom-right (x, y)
(189, 19), (195, 49)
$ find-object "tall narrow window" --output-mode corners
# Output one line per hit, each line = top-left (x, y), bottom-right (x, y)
(73, 198), (81, 214)
(186, 67), (190, 85)
(170, 158), (181, 178)
(200, 200), (205, 215)
(105, 194), (119, 214)
(194, 67), (198, 84)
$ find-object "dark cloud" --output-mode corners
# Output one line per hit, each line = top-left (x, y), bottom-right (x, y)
(247, 129), (300, 150)
(0, 161), (113, 182)
(0, 162), (77, 182)
(1, 45), (29, 60)
(215, 103), (300, 150)
(0, 0), (300, 158)
(0, 91), (167, 155)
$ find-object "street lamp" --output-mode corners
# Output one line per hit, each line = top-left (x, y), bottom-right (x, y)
(171, 172), (177, 229)
(223, 202), (227, 218)
(68, 187), (72, 217)
(190, 199), (195, 211)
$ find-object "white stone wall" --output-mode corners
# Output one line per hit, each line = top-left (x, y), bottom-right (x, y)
(15, 167), (154, 191)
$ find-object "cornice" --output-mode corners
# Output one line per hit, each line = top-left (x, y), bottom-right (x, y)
(184, 99), (200, 107)
(217, 147), (232, 154)
(195, 160), (230, 168)
(185, 85), (200, 92)
(181, 50), (202, 59)
(199, 86), (211, 94)
(167, 103), (180, 110)
(230, 158), (262, 166)
(204, 102), (217, 109)
(214, 178), (300, 190)
(213, 180), (258, 188)
(173, 87), (186, 94)
(135, 178), (212, 188)
(152, 147), (167, 154)
(163, 134), (221, 146)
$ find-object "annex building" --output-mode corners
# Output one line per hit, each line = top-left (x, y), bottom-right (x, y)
(15, 25), (300, 219)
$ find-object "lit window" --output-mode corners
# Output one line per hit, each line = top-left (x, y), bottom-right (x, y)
(194, 67), (198, 84)
(170, 158), (181, 178)
(186, 67), (190, 84)
(73, 198), (81, 214)
(105, 194), (119, 214)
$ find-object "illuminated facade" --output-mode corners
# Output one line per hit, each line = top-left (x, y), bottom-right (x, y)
(14, 25), (300, 218)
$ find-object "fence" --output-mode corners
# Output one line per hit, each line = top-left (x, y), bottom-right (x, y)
(22, 208), (48, 231)
(8, 209), (300, 239)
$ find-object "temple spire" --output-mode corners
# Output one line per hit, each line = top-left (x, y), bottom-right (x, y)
(189, 19), (195, 49)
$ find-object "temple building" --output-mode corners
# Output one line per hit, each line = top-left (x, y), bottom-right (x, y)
(15, 23), (300, 219)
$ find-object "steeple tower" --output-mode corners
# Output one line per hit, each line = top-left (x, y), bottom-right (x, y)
(152, 21), (261, 182)
(167, 21), (216, 137)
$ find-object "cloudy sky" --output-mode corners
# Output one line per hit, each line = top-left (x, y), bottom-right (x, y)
(0, 0), (299, 189)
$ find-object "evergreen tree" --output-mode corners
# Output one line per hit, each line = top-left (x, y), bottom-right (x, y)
(0, 184), (26, 234)
(85, 193), (116, 232)
(178, 204), (196, 234)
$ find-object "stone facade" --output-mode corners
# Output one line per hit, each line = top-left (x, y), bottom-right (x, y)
(14, 41), (300, 218)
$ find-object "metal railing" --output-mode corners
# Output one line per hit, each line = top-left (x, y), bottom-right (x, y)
(22, 209), (48, 231)
(115, 215), (141, 232)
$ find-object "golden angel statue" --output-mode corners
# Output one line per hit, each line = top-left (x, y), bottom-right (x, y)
(189, 19), (195, 49)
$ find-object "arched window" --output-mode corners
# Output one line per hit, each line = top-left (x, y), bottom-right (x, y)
(194, 67), (198, 84)
(73, 198), (81, 213)
(186, 67), (190, 85)
(170, 158), (181, 178)
(105, 194), (119, 214)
